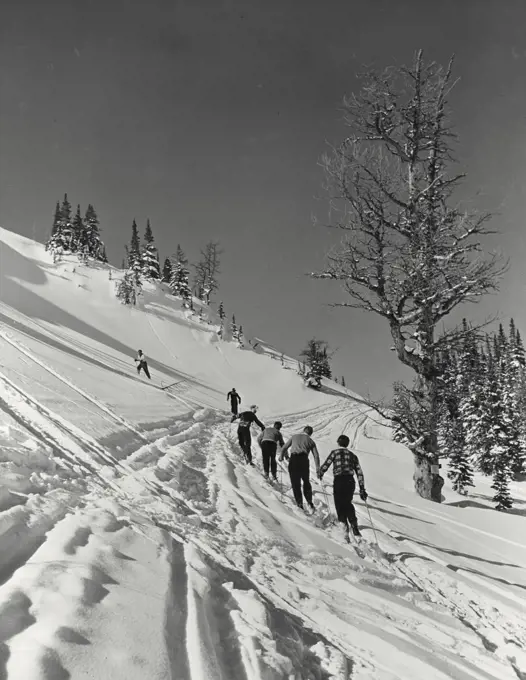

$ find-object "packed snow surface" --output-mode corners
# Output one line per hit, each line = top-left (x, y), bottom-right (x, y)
(0, 226), (525, 680)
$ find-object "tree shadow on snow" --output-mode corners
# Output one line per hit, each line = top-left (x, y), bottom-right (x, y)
(392, 533), (523, 569)
(368, 496), (435, 525)
(367, 497), (434, 525)
(446, 498), (526, 517)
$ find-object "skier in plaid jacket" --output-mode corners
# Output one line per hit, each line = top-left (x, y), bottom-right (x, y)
(318, 434), (368, 541)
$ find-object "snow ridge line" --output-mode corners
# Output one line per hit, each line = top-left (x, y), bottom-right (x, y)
(0, 328), (148, 442)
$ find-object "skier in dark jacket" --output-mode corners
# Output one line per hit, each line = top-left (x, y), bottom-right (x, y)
(232, 405), (265, 465)
(257, 421), (284, 481)
(135, 350), (151, 380)
(227, 388), (241, 415)
(280, 426), (320, 511)
(318, 434), (368, 542)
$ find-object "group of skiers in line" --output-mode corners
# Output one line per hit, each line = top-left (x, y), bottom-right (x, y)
(227, 389), (368, 542)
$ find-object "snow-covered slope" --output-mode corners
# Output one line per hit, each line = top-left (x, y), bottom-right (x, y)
(0, 227), (525, 680)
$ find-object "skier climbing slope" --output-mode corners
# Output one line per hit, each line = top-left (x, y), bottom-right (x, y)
(280, 425), (320, 511)
(319, 434), (368, 542)
(257, 421), (285, 481)
(231, 404), (265, 464)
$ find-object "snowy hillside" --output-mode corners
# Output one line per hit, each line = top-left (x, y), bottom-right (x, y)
(0, 226), (525, 680)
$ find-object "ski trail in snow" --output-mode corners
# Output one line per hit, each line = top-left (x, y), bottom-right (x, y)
(0, 328), (148, 442)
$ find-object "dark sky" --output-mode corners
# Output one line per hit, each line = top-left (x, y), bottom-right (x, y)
(2, 0), (526, 398)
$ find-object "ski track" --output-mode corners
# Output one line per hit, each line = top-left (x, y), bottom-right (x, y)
(1, 391), (525, 678)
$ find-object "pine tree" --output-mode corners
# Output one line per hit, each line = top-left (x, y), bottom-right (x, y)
(491, 458), (513, 510)
(162, 257), (172, 283)
(60, 194), (74, 251)
(72, 205), (85, 257)
(169, 245), (192, 305)
(84, 204), (105, 260)
(116, 270), (141, 305)
(129, 220), (142, 286)
(46, 201), (62, 252)
(141, 220), (161, 279)
(341, 376), (346, 388)
(230, 315), (238, 340)
(46, 195), (73, 256)
(508, 319), (526, 475)
(237, 325), (244, 347)
(478, 346), (506, 476)
(300, 339), (331, 383)
(446, 419), (474, 494)
(217, 301), (226, 337)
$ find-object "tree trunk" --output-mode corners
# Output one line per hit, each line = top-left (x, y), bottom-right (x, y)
(413, 454), (444, 502)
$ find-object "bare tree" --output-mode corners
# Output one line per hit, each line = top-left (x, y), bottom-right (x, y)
(194, 241), (222, 304)
(312, 51), (505, 502)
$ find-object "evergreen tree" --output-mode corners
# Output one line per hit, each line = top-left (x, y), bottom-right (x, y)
(341, 376), (346, 388)
(116, 270), (141, 305)
(446, 421), (474, 494)
(508, 319), (526, 475)
(169, 245), (192, 305)
(217, 301), (226, 337)
(230, 315), (238, 340)
(491, 458), (513, 510)
(499, 331), (526, 477)
(162, 257), (172, 283)
(46, 195), (73, 256)
(237, 325), (245, 347)
(141, 220), (161, 279)
(46, 201), (62, 252)
(72, 205), (85, 257)
(129, 220), (142, 285)
(300, 339), (332, 383)
(84, 204), (105, 260)
(477, 347), (506, 476)
(60, 194), (74, 251)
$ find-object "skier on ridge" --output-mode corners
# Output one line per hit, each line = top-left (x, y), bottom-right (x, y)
(227, 387), (242, 415)
(232, 405), (265, 465)
(257, 421), (285, 482)
(279, 426), (320, 512)
(318, 434), (368, 542)
(135, 350), (151, 380)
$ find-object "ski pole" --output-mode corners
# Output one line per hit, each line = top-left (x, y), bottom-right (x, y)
(365, 500), (380, 547)
(321, 483), (332, 517)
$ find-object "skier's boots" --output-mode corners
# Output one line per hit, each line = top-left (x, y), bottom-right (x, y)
(350, 522), (362, 537)
(342, 525), (351, 544)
